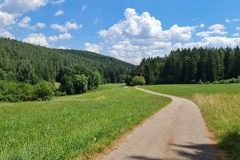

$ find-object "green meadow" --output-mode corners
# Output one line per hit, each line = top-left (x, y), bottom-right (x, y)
(142, 84), (240, 159)
(0, 84), (171, 160)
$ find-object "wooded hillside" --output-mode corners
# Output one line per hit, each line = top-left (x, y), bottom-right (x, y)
(0, 38), (134, 84)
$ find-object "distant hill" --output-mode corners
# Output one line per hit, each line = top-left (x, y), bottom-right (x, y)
(0, 38), (135, 83)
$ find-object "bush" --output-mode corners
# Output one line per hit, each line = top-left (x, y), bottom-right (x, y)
(197, 80), (204, 84)
(132, 76), (146, 86)
(125, 75), (133, 86)
(34, 82), (54, 101)
(74, 74), (88, 94)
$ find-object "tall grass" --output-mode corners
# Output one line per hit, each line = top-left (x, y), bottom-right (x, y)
(193, 94), (240, 159)
(0, 84), (171, 159)
(142, 84), (240, 159)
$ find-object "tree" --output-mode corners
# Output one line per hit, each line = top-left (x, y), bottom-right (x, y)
(74, 74), (88, 94)
(132, 76), (146, 86)
(125, 75), (133, 86)
(88, 71), (101, 90)
(34, 82), (54, 101)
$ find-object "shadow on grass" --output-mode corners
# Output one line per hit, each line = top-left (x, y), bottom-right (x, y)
(219, 130), (240, 160)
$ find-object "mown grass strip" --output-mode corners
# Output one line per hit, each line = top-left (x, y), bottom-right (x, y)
(0, 84), (171, 159)
(141, 84), (240, 159)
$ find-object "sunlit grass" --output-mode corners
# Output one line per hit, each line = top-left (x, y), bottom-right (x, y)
(193, 94), (240, 159)
(0, 84), (171, 159)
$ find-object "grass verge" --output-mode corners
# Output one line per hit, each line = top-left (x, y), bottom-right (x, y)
(0, 84), (171, 159)
(141, 84), (240, 159)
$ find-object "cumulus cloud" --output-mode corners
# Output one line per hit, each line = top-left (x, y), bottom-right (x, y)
(96, 8), (196, 64)
(209, 24), (225, 31)
(51, 21), (82, 32)
(0, 0), (48, 14)
(196, 24), (227, 37)
(18, 16), (31, 28)
(199, 23), (205, 28)
(49, 33), (72, 42)
(84, 43), (102, 53)
(0, 11), (16, 28)
(31, 22), (46, 30)
(54, 10), (64, 16)
(168, 25), (195, 41)
(0, 30), (15, 39)
(23, 33), (49, 46)
(233, 33), (240, 37)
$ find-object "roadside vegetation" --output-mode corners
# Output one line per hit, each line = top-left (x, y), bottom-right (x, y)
(0, 84), (171, 159)
(141, 84), (240, 159)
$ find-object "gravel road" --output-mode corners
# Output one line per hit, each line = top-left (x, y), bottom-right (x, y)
(102, 87), (217, 160)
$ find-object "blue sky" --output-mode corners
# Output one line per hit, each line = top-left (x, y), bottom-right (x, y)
(0, 0), (240, 64)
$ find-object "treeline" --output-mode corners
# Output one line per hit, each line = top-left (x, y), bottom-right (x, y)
(0, 38), (134, 84)
(0, 38), (135, 102)
(0, 81), (54, 102)
(136, 47), (240, 84)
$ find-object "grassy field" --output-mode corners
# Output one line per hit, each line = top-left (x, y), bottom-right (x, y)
(0, 84), (171, 160)
(141, 84), (240, 159)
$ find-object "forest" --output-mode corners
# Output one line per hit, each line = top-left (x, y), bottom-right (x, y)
(0, 38), (134, 101)
(1, 37), (240, 101)
(136, 47), (240, 85)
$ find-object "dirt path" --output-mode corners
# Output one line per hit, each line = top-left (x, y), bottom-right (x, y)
(102, 87), (217, 160)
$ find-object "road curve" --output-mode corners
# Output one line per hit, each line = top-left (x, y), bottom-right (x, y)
(102, 87), (217, 160)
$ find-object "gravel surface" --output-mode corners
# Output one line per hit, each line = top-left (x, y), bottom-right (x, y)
(102, 87), (217, 160)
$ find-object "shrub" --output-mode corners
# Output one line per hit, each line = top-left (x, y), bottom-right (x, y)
(125, 75), (133, 86)
(132, 76), (146, 86)
(74, 74), (88, 94)
(197, 80), (204, 84)
(34, 82), (54, 101)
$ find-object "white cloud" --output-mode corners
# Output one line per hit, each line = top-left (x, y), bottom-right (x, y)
(167, 25), (195, 41)
(176, 36), (240, 49)
(97, 8), (195, 64)
(196, 24), (227, 37)
(0, 30), (15, 39)
(51, 23), (66, 32)
(233, 33), (240, 37)
(18, 16), (31, 28)
(51, 21), (81, 32)
(209, 24), (225, 31)
(196, 30), (227, 37)
(35, 23), (46, 29)
(226, 18), (240, 23)
(23, 33), (49, 46)
(0, 11), (16, 28)
(236, 27), (240, 30)
(49, 33), (72, 42)
(50, 0), (65, 5)
(199, 23), (205, 28)
(84, 43), (102, 53)
(31, 22), (46, 30)
(54, 10), (64, 16)
(0, 0), (48, 14)
(81, 5), (87, 11)
(226, 19), (231, 23)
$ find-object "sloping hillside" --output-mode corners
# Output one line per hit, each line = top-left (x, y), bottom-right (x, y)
(0, 38), (134, 83)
